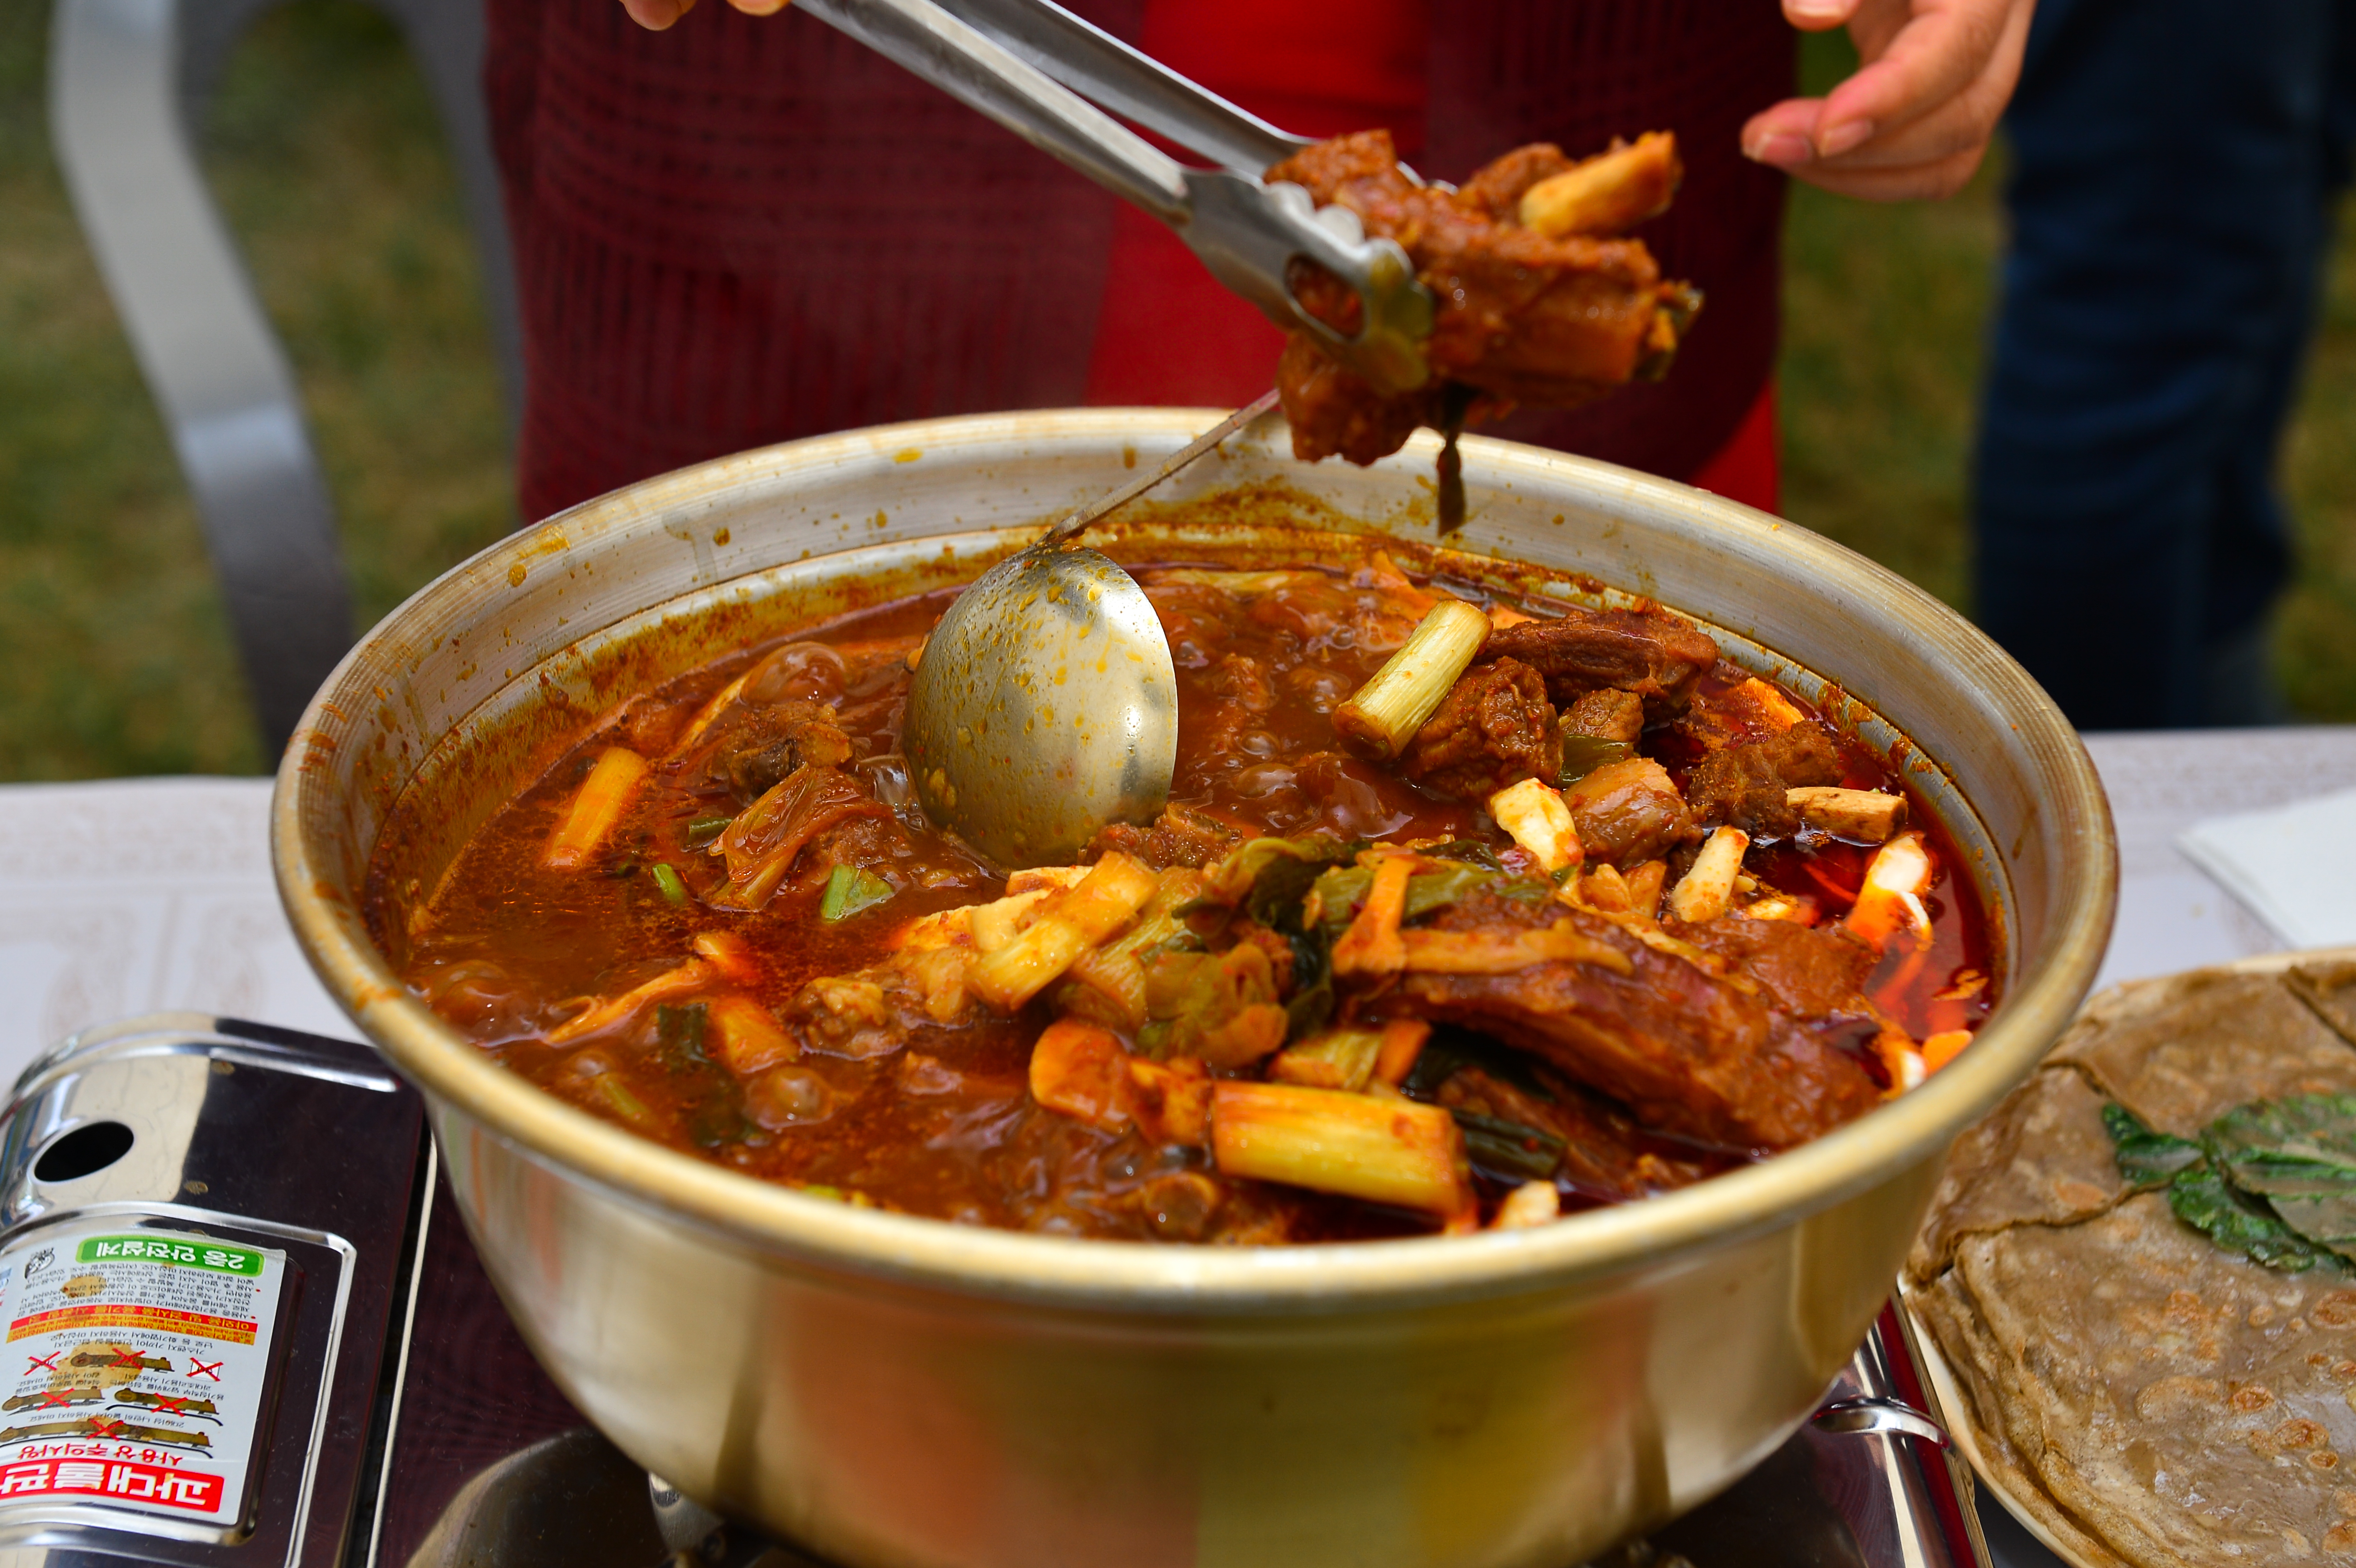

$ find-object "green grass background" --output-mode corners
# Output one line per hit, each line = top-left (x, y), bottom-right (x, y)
(2, 8), (2351, 780)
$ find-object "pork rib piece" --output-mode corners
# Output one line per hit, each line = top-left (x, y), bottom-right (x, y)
(1684, 727), (1846, 838)
(1400, 656), (1561, 801)
(1484, 602), (1723, 712)
(1269, 130), (1701, 467)
(1389, 890), (1883, 1151)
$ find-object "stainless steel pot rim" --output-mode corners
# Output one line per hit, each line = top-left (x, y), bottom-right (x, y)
(273, 409), (2116, 1312)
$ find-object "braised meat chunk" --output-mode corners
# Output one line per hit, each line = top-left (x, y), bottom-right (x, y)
(1563, 687), (1645, 744)
(1562, 756), (1693, 867)
(1268, 130), (1700, 468)
(1396, 891), (1882, 1151)
(1685, 726), (1845, 838)
(1278, 335), (1451, 469)
(1669, 915), (1879, 1026)
(709, 701), (853, 805)
(1400, 658), (1560, 801)
(1452, 142), (1582, 221)
(1485, 603), (1722, 712)
(1085, 804), (1246, 871)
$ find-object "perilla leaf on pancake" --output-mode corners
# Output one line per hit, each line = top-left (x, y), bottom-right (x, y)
(2163, 1167), (2339, 1273)
(2099, 1101), (2204, 1188)
(2206, 1091), (2356, 1260)
(2102, 1091), (2356, 1270)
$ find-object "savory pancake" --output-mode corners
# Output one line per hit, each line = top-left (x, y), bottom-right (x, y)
(1910, 960), (2356, 1568)
(2292, 961), (2356, 1051)
(2049, 969), (2356, 1135)
(1907, 1063), (2127, 1283)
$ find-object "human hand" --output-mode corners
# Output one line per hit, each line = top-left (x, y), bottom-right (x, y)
(619, 0), (785, 30)
(1741, 0), (2034, 201)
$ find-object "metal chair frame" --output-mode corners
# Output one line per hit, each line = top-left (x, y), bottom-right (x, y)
(47, 0), (521, 753)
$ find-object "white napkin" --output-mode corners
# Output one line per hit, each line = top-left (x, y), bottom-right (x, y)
(2179, 782), (2356, 949)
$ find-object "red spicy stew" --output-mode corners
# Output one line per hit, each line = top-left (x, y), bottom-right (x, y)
(371, 552), (1994, 1243)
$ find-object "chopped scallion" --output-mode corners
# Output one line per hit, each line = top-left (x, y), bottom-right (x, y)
(1451, 1110), (1566, 1184)
(592, 1075), (654, 1127)
(650, 862), (690, 905)
(685, 815), (735, 848)
(819, 863), (894, 922)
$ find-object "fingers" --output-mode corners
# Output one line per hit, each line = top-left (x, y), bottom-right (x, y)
(621, 0), (697, 27)
(619, 0), (787, 26)
(1749, 58), (2010, 171)
(1742, 0), (2031, 201)
(1744, 87), (1989, 200)
(1789, 141), (1988, 202)
(1816, 0), (2026, 152)
(1783, 0), (1864, 30)
(1743, 78), (2000, 199)
(1741, 97), (1828, 169)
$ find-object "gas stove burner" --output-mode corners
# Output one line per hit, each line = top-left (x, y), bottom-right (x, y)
(0, 1017), (1992, 1568)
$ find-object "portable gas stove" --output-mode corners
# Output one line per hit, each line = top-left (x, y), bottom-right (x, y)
(0, 1016), (1999, 1568)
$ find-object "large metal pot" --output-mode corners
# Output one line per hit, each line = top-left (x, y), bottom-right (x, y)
(273, 410), (2113, 1567)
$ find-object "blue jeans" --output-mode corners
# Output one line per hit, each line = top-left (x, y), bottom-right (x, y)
(1971, 0), (2356, 729)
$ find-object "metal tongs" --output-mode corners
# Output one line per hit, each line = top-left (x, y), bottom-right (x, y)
(793, 0), (1437, 394)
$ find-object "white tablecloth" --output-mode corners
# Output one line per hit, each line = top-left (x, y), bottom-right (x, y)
(2082, 728), (2356, 991)
(0, 777), (351, 1079)
(1, 727), (2350, 1089)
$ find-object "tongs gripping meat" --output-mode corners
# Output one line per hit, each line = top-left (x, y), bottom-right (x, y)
(1271, 130), (1703, 470)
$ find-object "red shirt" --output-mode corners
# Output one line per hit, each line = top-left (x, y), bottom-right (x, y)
(486, 0), (1794, 521)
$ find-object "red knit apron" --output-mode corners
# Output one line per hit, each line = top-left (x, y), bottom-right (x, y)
(485, 0), (1793, 521)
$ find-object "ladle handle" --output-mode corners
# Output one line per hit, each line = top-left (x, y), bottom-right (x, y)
(1044, 388), (1283, 546)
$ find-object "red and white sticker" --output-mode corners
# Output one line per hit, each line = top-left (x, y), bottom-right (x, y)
(0, 1228), (283, 1526)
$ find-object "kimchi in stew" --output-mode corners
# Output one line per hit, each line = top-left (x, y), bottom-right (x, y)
(373, 549), (1993, 1243)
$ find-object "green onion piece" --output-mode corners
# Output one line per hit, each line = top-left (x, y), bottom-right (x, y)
(1451, 1110), (1567, 1184)
(1559, 737), (1633, 789)
(819, 863), (894, 922)
(1419, 839), (1505, 870)
(591, 1074), (655, 1127)
(650, 862), (690, 905)
(685, 815), (735, 848)
(1331, 599), (1494, 759)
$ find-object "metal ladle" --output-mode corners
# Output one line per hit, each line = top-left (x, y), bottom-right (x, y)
(902, 392), (1278, 868)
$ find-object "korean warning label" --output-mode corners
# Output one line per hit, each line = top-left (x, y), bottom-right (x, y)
(0, 1228), (283, 1525)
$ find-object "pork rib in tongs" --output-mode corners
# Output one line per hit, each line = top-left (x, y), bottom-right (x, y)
(793, 0), (1438, 397)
